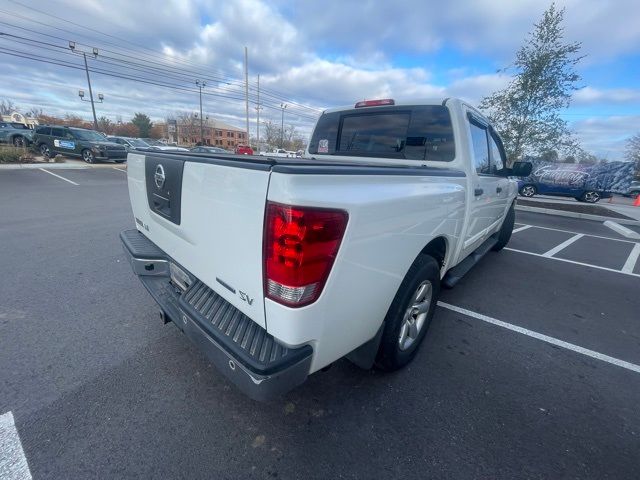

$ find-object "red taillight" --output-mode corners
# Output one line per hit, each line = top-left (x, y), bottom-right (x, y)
(354, 98), (395, 108)
(264, 202), (348, 307)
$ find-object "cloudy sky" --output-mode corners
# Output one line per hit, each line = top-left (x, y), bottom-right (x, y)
(0, 0), (638, 159)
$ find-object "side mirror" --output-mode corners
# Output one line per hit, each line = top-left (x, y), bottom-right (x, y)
(511, 161), (532, 177)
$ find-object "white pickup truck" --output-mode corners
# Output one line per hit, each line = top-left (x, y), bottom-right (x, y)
(121, 98), (531, 401)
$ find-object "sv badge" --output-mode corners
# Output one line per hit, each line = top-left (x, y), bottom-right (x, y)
(239, 291), (254, 306)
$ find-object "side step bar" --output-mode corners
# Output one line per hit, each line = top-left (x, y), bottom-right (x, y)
(442, 235), (498, 288)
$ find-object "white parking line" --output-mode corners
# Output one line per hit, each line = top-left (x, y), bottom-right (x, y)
(514, 223), (636, 244)
(622, 243), (640, 274)
(0, 411), (32, 480)
(512, 225), (532, 233)
(542, 233), (584, 257)
(112, 167), (127, 173)
(38, 168), (79, 186)
(438, 302), (640, 374)
(505, 247), (640, 278)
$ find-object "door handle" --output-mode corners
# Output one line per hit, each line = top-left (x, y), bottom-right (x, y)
(474, 188), (484, 196)
(496, 187), (503, 193)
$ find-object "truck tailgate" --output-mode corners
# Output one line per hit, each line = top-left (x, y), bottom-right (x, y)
(126, 153), (271, 328)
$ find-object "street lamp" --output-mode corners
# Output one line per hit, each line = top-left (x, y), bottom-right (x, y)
(280, 103), (287, 148)
(196, 80), (206, 144)
(70, 42), (101, 130)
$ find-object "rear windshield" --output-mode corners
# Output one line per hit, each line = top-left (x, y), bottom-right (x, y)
(308, 105), (455, 161)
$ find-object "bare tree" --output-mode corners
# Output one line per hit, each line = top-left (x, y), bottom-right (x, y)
(625, 133), (640, 177)
(0, 99), (17, 115)
(177, 112), (200, 144)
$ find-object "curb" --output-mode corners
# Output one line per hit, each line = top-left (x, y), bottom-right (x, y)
(0, 163), (126, 170)
(515, 205), (640, 226)
(0, 163), (90, 170)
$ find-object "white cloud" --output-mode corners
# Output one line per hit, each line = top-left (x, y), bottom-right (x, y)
(574, 87), (640, 105)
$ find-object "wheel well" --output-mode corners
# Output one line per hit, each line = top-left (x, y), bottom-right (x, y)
(420, 237), (447, 269)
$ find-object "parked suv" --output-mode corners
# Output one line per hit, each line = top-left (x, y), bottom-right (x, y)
(107, 136), (151, 151)
(0, 122), (34, 147)
(33, 126), (127, 163)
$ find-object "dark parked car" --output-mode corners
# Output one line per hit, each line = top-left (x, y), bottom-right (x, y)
(625, 180), (640, 199)
(107, 136), (151, 151)
(517, 179), (611, 203)
(0, 122), (34, 147)
(33, 126), (127, 163)
(190, 146), (232, 154)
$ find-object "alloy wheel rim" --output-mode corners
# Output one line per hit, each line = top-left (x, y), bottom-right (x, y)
(585, 192), (599, 202)
(398, 280), (433, 351)
(523, 186), (534, 196)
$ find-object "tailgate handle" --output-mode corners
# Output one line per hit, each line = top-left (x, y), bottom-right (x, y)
(474, 188), (484, 196)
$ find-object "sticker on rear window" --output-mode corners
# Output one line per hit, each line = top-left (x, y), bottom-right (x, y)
(318, 139), (329, 153)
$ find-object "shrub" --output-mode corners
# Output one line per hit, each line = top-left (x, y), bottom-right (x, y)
(0, 145), (36, 163)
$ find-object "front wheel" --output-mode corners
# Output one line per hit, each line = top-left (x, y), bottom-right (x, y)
(582, 191), (600, 203)
(82, 149), (95, 164)
(519, 185), (536, 197)
(375, 254), (440, 371)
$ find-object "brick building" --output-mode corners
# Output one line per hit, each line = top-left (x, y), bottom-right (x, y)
(159, 119), (248, 148)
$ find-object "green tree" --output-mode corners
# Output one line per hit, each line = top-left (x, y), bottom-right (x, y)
(131, 113), (153, 137)
(479, 3), (584, 163)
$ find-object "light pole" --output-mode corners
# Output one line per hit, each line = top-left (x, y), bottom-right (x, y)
(280, 103), (287, 149)
(196, 80), (206, 144)
(70, 42), (101, 130)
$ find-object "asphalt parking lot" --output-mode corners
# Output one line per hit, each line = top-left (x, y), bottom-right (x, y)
(1, 167), (639, 479)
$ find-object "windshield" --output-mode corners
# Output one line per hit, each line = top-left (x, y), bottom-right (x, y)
(128, 138), (149, 147)
(70, 129), (107, 141)
(308, 105), (455, 161)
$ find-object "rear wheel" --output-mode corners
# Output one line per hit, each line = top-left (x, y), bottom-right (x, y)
(39, 143), (51, 158)
(582, 191), (600, 203)
(519, 185), (536, 197)
(82, 149), (95, 164)
(13, 136), (26, 148)
(375, 254), (440, 371)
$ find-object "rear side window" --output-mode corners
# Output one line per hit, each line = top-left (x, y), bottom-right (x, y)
(308, 105), (455, 161)
(51, 127), (66, 137)
(36, 126), (51, 135)
(469, 122), (490, 174)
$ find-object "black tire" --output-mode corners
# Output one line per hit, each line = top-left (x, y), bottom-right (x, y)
(82, 149), (95, 164)
(492, 203), (515, 251)
(115, 159), (126, 163)
(581, 191), (600, 203)
(13, 136), (26, 148)
(519, 184), (536, 197)
(375, 254), (441, 371)
(39, 143), (51, 158)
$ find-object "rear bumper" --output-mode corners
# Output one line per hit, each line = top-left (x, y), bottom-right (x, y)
(120, 229), (312, 401)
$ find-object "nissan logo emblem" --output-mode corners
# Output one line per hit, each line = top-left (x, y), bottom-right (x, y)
(154, 164), (166, 189)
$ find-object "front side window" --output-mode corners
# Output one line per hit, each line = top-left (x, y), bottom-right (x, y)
(51, 127), (66, 137)
(70, 129), (105, 141)
(308, 105), (455, 161)
(469, 122), (490, 174)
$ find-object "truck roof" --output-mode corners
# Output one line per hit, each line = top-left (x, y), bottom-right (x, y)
(322, 97), (489, 123)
